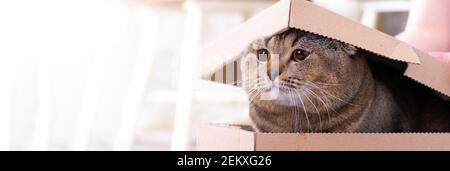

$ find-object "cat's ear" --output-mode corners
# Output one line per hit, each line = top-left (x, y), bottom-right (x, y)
(342, 44), (357, 56)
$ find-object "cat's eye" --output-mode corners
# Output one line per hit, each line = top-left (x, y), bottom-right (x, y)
(256, 49), (270, 62)
(292, 49), (310, 62)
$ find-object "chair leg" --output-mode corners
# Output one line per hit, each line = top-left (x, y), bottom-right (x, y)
(32, 55), (54, 151)
(114, 8), (160, 151)
(0, 56), (13, 151)
(171, 0), (203, 151)
(73, 34), (112, 151)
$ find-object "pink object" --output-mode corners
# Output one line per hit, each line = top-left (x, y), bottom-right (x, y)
(429, 52), (450, 64)
(396, 0), (450, 53)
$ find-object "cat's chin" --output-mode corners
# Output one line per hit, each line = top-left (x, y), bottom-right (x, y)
(258, 88), (300, 107)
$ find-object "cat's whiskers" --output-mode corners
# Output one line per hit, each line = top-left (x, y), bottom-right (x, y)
(287, 88), (301, 133)
(303, 87), (332, 123)
(317, 88), (344, 118)
(248, 85), (269, 103)
(304, 82), (346, 120)
(292, 90), (313, 132)
(294, 93), (302, 132)
(313, 82), (342, 86)
(302, 87), (323, 131)
(274, 79), (347, 132)
(280, 80), (315, 132)
(305, 80), (359, 107)
(245, 76), (278, 103)
(248, 89), (263, 103)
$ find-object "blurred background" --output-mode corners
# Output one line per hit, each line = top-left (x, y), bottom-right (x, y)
(0, 0), (412, 151)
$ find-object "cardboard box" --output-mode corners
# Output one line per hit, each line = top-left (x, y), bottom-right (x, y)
(199, 0), (450, 151)
(198, 124), (450, 151)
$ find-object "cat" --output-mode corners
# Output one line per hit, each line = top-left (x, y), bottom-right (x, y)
(240, 29), (450, 133)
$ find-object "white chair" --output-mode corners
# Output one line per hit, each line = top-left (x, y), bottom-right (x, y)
(138, 0), (277, 151)
(360, 0), (410, 28)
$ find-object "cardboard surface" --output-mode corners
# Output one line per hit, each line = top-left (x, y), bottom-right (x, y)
(201, 0), (450, 97)
(198, 124), (450, 151)
(197, 124), (255, 151)
(198, 0), (450, 151)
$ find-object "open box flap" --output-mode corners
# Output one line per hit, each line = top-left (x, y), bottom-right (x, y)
(201, 0), (291, 79)
(405, 49), (450, 97)
(201, 0), (450, 97)
(288, 0), (450, 97)
(289, 0), (420, 64)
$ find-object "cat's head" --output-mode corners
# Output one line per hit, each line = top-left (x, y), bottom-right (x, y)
(240, 29), (369, 132)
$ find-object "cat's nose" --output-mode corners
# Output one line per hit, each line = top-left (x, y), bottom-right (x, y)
(267, 69), (279, 80)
